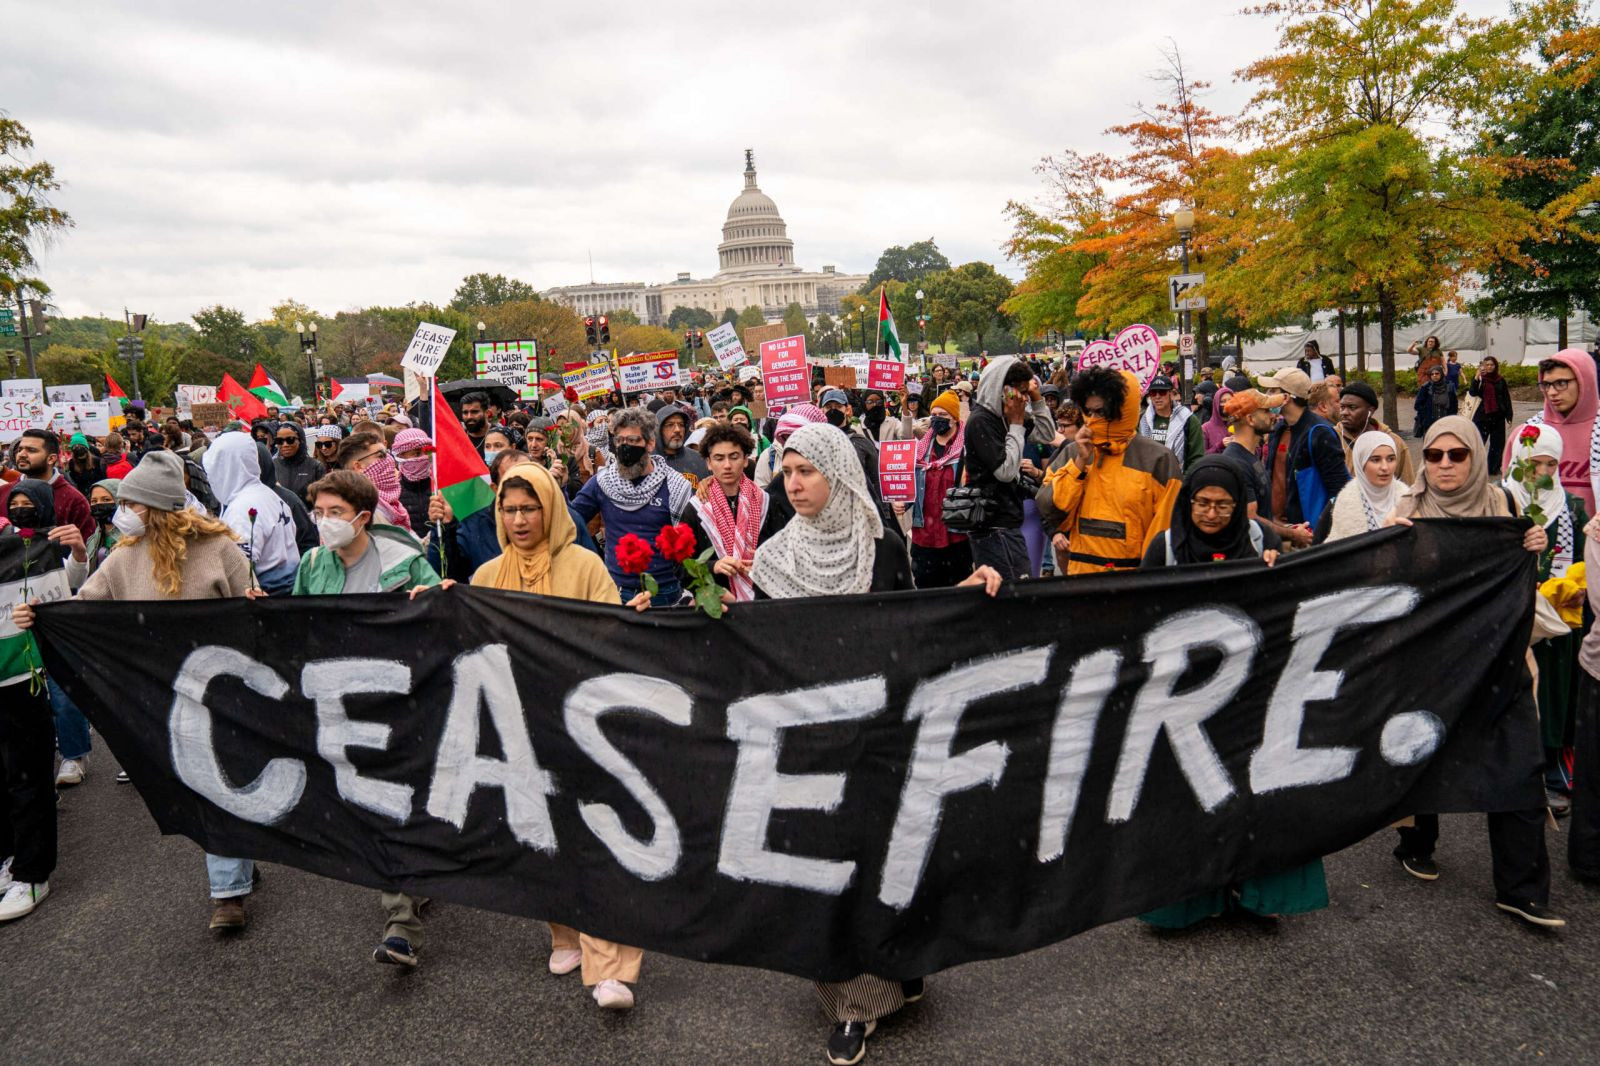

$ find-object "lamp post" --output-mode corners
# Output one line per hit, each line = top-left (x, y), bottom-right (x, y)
(296, 320), (320, 406)
(477, 320), (487, 342)
(1173, 207), (1195, 405)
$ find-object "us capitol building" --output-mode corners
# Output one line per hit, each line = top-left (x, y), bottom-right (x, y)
(543, 150), (868, 326)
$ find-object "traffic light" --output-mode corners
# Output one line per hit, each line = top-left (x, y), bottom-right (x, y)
(598, 315), (610, 346)
(693, 331), (704, 350)
(585, 316), (598, 346)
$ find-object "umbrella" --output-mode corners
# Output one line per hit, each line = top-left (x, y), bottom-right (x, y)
(366, 372), (403, 386)
(437, 378), (519, 409)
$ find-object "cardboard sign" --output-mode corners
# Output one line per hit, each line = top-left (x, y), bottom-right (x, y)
(400, 322), (457, 379)
(823, 366), (857, 390)
(474, 340), (537, 389)
(0, 394), (49, 443)
(176, 384), (217, 417)
(1077, 324), (1162, 394)
(877, 440), (917, 503)
(867, 360), (905, 392)
(187, 402), (231, 427)
(0, 569), (70, 639)
(47, 384), (94, 405)
(705, 322), (749, 371)
(542, 395), (569, 417)
(743, 323), (785, 351)
(618, 350), (680, 394)
(759, 335), (810, 407)
(2, 378), (43, 400)
(562, 362), (615, 401)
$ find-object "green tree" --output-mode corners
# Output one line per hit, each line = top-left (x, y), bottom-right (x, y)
(192, 305), (262, 361)
(603, 308), (641, 327)
(667, 305), (716, 331)
(449, 273), (541, 311)
(0, 114), (72, 307)
(863, 239), (951, 291)
(925, 263), (1015, 354)
(782, 302), (809, 337)
(35, 344), (106, 393)
(736, 305), (766, 330)
(720, 306), (740, 328)
(1226, 0), (1568, 427)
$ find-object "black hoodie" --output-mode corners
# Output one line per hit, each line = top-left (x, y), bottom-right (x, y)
(271, 421), (324, 501)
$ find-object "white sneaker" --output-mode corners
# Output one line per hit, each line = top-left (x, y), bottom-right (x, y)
(55, 758), (85, 787)
(0, 856), (13, 893)
(593, 978), (634, 1010)
(549, 948), (582, 975)
(0, 880), (48, 921)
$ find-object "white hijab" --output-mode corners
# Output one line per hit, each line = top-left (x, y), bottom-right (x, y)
(1504, 422), (1569, 525)
(1351, 431), (1404, 530)
(750, 424), (883, 599)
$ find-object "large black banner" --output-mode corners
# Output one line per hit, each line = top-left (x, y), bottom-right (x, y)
(38, 520), (1541, 981)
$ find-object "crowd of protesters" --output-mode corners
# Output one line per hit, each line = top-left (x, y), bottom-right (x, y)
(0, 345), (1597, 1065)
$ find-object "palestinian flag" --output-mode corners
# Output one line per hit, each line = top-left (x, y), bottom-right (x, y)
(248, 363), (289, 407)
(218, 371), (271, 421)
(432, 380), (493, 520)
(878, 286), (902, 359)
(104, 373), (127, 401)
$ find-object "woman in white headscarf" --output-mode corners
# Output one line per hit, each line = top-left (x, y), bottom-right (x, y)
(746, 422), (1001, 1066)
(1313, 432), (1406, 543)
(1505, 422), (1589, 814)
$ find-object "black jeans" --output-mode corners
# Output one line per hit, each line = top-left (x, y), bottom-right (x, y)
(0, 681), (58, 884)
(968, 527), (1030, 582)
(1570, 671), (1600, 879)
(1477, 417), (1508, 476)
(1394, 809), (1550, 904)
(911, 541), (973, 590)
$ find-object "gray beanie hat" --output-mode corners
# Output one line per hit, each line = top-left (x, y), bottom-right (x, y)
(118, 451), (188, 512)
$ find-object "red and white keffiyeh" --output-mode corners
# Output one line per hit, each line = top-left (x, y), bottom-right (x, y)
(697, 475), (767, 601)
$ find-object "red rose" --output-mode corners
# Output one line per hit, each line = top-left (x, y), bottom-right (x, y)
(654, 523), (696, 563)
(16, 527), (34, 540)
(615, 533), (655, 575)
(1519, 427), (1540, 445)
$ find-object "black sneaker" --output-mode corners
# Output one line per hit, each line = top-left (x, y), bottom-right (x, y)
(1398, 854), (1439, 881)
(115, 770), (130, 784)
(1496, 900), (1567, 929)
(374, 936), (419, 967)
(826, 1020), (875, 1066)
(1547, 789), (1572, 817)
(900, 977), (924, 1003)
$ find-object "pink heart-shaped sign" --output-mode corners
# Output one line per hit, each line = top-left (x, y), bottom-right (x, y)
(1075, 325), (1163, 394)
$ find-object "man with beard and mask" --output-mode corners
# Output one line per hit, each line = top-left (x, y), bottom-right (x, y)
(570, 408), (709, 605)
(62, 433), (105, 496)
(458, 391), (492, 458)
(656, 403), (709, 483)
(2, 429), (93, 541)
(962, 356), (1055, 580)
(271, 421), (324, 501)
(202, 431), (301, 594)
(1043, 367), (1183, 575)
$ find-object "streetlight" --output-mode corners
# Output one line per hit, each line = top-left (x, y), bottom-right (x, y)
(1173, 207), (1195, 404)
(296, 320), (320, 406)
(477, 320), (487, 342)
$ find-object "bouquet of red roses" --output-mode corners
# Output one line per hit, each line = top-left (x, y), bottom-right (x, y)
(615, 524), (725, 618)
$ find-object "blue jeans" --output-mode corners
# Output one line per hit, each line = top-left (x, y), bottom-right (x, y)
(48, 677), (91, 761)
(206, 854), (254, 899)
(618, 578), (684, 608)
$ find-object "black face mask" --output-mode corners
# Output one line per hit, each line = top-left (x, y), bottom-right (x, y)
(864, 407), (886, 430)
(7, 507), (35, 528)
(90, 502), (117, 522)
(615, 443), (648, 467)
(825, 409), (847, 428)
(929, 415), (952, 436)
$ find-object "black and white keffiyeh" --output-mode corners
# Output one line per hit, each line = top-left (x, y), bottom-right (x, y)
(595, 455), (693, 516)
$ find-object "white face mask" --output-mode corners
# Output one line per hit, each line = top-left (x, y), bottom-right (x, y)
(316, 516), (361, 549)
(112, 505), (146, 538)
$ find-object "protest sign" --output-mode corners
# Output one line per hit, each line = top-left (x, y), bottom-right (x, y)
(400, 322), (457, 379)
(39, 521), (1540, 982)
(187, 402), (230, 428)
(542, 395), (568, 417)
(50, 403), (112, 438)
(474, 340), (538, 390)
(705, 322), (749, 371)
(1077, 325), (1162, 393)
(176, 385), (217, 417)
(618, 351), (680, 394)
(0, 393), (49, 443)
(760, 335), (810, 406)
(563, 362), (615, 401)
(877, 439), (917, 503)
(0, 570), (69, 639)
(2, 378), (43, 400)
(743, 323), (785, 351)
(47, 384), (94, 405)
(823, 367), (857, 390)
(867, 360), (905, 392)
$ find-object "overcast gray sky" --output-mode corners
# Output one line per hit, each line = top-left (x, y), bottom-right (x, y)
(4, 0), (1507, 324)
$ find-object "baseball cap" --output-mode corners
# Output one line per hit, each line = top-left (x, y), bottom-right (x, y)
(1257, 367), (1311, 400)
(820, 388), (850, 407)
(1147, 376), (1175, 393)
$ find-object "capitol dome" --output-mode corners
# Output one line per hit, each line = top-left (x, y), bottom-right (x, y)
(716, 150), (800, 277)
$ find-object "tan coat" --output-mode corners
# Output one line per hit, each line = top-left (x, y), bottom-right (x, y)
(77, 534), (254, 602)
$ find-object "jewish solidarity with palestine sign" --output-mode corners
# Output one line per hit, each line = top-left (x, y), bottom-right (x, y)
(1078, 324), (1163, 393)
(37, 522), (1540, 981)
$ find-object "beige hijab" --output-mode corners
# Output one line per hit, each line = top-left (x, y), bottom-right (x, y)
(1395, 415), (1511, 520)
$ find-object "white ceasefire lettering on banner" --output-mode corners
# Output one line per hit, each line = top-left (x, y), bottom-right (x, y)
(46, 384), (94, 405)
(0, 570), (70, 639)
(1036, 649), (1124, 863)
(400, 322), (457, 379)
(0, 394), (50, 443)
(706, 322), (748, 371)
(302, 660), (415, 823)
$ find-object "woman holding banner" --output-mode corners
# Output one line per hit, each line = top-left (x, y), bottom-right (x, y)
(748, 422), (1001, 1066)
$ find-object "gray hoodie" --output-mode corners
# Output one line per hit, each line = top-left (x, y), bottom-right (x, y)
(972, 356), (1055, 484)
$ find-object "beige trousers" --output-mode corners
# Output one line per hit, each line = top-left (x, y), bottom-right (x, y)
(549, 922), (643, 986)
(815, 974), (905, 1023)
(381, 891), (428, 947)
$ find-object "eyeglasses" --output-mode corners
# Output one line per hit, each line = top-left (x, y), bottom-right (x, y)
(500, 505), (543, 518)
(1422, 447), (1471, 464)
(1539, 378), (1577, 392)
(1191, 499), (1236, 515)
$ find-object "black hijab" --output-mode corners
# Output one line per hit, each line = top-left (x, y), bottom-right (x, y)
(6, 478), (57, 530)
(1169, 456), (1255, 564)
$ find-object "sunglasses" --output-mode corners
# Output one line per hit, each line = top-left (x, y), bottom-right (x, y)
(1422, 447), (1471, 464)
(275, 436), (298, 444)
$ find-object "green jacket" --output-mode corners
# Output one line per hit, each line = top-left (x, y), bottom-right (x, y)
(290, 524), (440, 595)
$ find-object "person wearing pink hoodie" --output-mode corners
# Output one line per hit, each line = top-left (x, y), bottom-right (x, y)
(1507, 349), (1598, 514)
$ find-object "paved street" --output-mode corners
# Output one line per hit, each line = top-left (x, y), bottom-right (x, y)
(3, 750), (1597, 1065)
